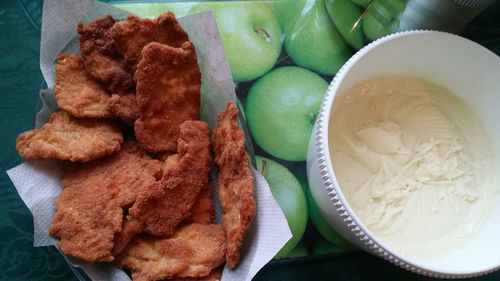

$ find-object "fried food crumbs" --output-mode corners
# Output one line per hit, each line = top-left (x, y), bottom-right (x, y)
(116, 224), (226, 281)
(16, 111), (123, 162)
(214, 102), (256, 268)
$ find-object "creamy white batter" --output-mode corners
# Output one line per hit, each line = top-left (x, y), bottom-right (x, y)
(329, 76), (497, 259)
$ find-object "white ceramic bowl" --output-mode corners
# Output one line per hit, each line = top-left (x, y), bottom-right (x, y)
(306, 30), (500, 278)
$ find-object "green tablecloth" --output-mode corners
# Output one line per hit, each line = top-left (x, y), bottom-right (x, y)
(1, 0), (499, 280)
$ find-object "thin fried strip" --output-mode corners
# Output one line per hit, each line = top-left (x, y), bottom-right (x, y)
(214, 102), (256, 268)
(112, 121), (211, 255)
(49, 142), (163, 262)
(78, 15), (138, 121)
(116, 224), (226, 281)
(55, 54), (111, 118)
(111, 12), (189, 70)
(134, 42), (201, 153)
(16, 111), (123, 162)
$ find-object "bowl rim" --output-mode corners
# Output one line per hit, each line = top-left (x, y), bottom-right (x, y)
(315, 29), (500, 278)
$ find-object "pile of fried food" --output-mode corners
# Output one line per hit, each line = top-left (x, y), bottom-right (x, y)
(16, 12), (256, 281)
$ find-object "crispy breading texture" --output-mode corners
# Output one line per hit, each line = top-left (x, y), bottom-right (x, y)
(111, 12), (189, 70)
(16, 111), (123, 162)
(112, 121), (212, 255)
(49, 142), (163, 262)
(116, 224), (226, 281)
(77, 15), (138, 121)
(134, 41), (201, 153)
(55, 54), (112, 118)
(213, 102), (256, 268)
(77, 15), (133, 95)
(171, 267), (222, 281)
(108, 92), (140, 121)
(183, 181), (215, 225)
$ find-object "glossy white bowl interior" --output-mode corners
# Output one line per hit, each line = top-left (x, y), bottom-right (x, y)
(306, 30), (500, 278)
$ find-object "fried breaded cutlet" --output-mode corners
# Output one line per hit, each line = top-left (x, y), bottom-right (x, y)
(55, 54), (111, 118)
(49, 142), (163, 262)
(16, 111), (123, 162)
(213, 102), (256, 268)
(108, 93), (140, 122)
(112, 121), (212, 255)
(171, 267), (222, 281)
(111, 12), (189, 70)
(116, 224), (226, 281)
(77, 15), (133, 95)
(183, 181), (215, 226)
(77, 15), (139, 121)
(134, 42), (201, 153)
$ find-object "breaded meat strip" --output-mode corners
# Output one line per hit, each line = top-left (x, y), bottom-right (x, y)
(213, 102), (256, 268)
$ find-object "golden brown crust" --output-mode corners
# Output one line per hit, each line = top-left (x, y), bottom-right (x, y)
(170, 267), (222, 281)
(116, 224), (226, 281)
(16, 111), (123, 162)
(183, 181), (215, 225)
(112, 121), (212, 256)
(49, 142), (163, 262)
(109, 93), (140, 121)
(132, 121), (211, 235)
(214, 102), (256, 268)
(111, 12), (189, 70)
(134, 41), (201, 153)
(77, 15), (134, 96)
(55, 54), (112, 118)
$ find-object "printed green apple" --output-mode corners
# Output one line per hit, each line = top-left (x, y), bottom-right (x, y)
(362, 0), (409, 41)
(304, 181), (351, 247)
(271, 0), (303, 36)
(350, 0), (372, 7)
(255, 156), (308, 259)
(286, 241), (308, 258)
(313, 236), (354, 255)
(190, 2), (282, 82)
(325, 0), (365, 50)
(246, 66), (328, 161)
(281, 0), (352, 75)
